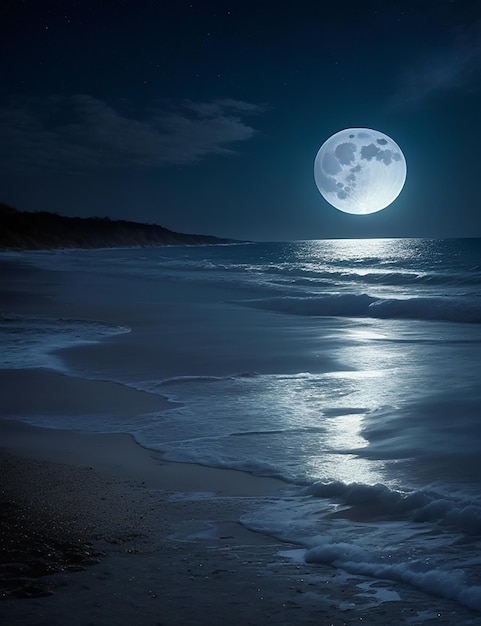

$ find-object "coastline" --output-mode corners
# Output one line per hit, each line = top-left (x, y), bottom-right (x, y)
(2, 415), (473, 625)
(0, 256), (312, 622)
(0, 418), (297, 624)
(0, 416), (432, 626)
(2, 253), (479, 624)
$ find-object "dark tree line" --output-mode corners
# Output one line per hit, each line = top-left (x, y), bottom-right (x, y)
(0, 204), (235, 250)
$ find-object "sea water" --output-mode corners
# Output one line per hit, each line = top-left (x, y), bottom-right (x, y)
(2, 238), (481, 616)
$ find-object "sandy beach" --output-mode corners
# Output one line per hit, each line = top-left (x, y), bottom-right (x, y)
(0, 416), (438, 626)
(1, 255), (477, 625)
(0, 415), (299, 623)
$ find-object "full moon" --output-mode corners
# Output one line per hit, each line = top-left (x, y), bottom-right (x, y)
(314, 128), (407, 215)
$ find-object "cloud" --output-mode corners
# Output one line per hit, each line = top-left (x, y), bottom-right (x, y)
(0, 95), (266, 174)
(391, 19), (481, 108)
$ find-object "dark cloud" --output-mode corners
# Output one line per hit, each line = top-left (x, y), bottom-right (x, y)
(0, 95), (266, 174)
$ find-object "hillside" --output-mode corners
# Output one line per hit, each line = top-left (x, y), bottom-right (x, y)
(0, 204), (237, 250)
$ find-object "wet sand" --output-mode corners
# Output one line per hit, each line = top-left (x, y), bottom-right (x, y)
(0, 416), (431, 626)
(1, 254), (475, 625)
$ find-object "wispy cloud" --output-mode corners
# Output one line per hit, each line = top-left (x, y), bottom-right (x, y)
(1, 95), (266, 174)
(391, 19), (481, 108)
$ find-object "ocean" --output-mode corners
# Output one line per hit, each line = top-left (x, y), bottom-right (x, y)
(2, 238), (481, 617)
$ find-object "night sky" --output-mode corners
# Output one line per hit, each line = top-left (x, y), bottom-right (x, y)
(1, 0), (480, 241)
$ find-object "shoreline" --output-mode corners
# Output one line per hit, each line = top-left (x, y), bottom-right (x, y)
(2, 254), (479, 624)
(0, 415), (288, 497)
(2, 414), (473, 625)
(0, 414), (433, 626)
(0, 415), (321, 624)
(0, 415), (298, 616)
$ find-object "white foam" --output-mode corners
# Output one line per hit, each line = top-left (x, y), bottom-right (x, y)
(241, 293), (481, 324)
(305, 541), (481, 611)
(241, 481), (481, 613)
(307, 480), (481, 535)
(6, 242), (481, 615)
(0, 313), (130, 371)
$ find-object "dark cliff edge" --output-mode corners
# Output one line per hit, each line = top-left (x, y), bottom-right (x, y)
(0, 204), (240, 250)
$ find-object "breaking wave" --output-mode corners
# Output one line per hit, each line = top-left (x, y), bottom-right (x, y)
(307, 480), (481, 611)
(304, 541), (481, 612)
(308, 480), (481, 535)
(241, 293), (481, 324)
